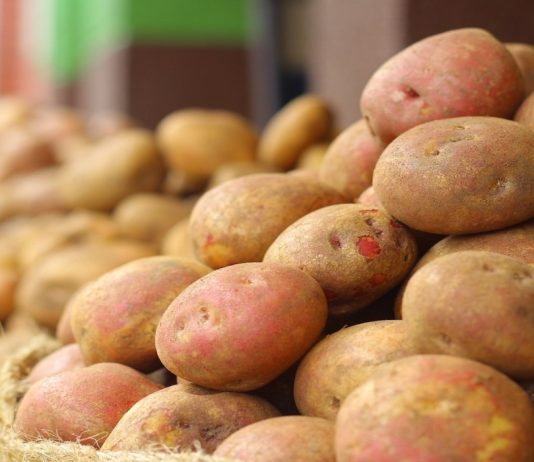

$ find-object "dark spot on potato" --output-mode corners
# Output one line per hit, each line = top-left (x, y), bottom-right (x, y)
(205, 234), (215, 246)
(329, 233), (342, 249)
(199, 307), (210, 323)
(425, 148), (440, 156)
(404, 86), (420, 98)
(369, 273), (387, 286)
(403, 254), (409, 262)
(482, 264), (494, 272)
(491, 178), (507, 194)
(356, 236), (381, 258)
(390, 219), (402, 229)
(365, 218), (383, 238)
(323, 288), (338, 300)
(512, 271), (533, 282)
(200, 424), (226, 442)
(359, 208), (379, 214)
(365, 218), (375, 226)
(516, 306), (530, 318)
(454, 125), (465, 130)
(438, 332), (452, 347)
(330, 396), (341, 410)
(239, 276), (253, 285)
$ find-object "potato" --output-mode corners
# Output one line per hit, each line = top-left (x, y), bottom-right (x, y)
(102, 383), (279, 453)
(264, 204), (417, 315)
(319, 120), (382, 200)
(162, 170), (208, 196)
(26, 344), (85, 384)
(30, 105), (85, 143)
(87, 111), (135, 139)
(71, 256), (211, 371)
(258, 95), (333, 170)
(208, 160), (277, 188)
(157, 109), (257, 176)
(403, 251), (534, 379)
(0, 266), (17, 321)
(294, 320), (418, 420)
(514, 91), (534, 131)
(112, 193), (194, 245)
(53, 134), (92, 163)
(361, 28), (524, 144)
(14, 363), (162, 447)
(156, 262), (327, 391)
(15, 240), (155, 329)
(336, 355), (534, 462)
(296, 143), (329, 171)
(356, 185), (382, 208)
(373, 116), (534, 234)
(0, 96), (30, 132)
(55, 301), (75, 344)
(506, 42), (534, 95)
(161, 218), (197, 260)
(214, 416), (335, 461)
(189, 173), (347, 268)
(58, 129), (165, 211)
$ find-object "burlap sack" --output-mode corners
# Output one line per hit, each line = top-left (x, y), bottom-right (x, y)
(0, 334), (235, 462)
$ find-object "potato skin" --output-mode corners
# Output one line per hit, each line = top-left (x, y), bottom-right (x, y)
(189, 173), (347, 269)
(514, 91), (534, 131)
(55, 301), (75, 344)
(403, 251), (534, 379)
(264, 204), (417, 315)
(258, 95), (333, 170)
(373, 116), (534, 234)
(71, 256), (211, 372)
(319, 119), (382, 200)
(336, 355), (534, 462)
(155, 262), (328, 391)
(214, 416), (335, 461)
(14, 363), (162, 447)
(506, 42), (534, 95)
(294, 320), (418, 420)
(102, 383), (279, 453)
(361, 28), (524, 144)
(161, 218), (198, 260)
(26, 344), (84, 384)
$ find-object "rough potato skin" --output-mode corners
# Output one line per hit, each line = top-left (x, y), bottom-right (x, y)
(214, 416), (335, 461)
(336, 355), (534, 462)
(102, 383), (279, 453)
(258, 95), (333, 170)
(319, 120), (382, 200)
(26, 344), (84, 384)
(403, 251), (534, 379)
(361, 28), (524, 144)
(264, 204), (417, 315)
(294, 321), (418, 420)
(71, 256), (211, 372)
(155, 262), (328, 391)
(14, 363), (162, 447)
(506, 43), (534, 95)
(514, 91), (534, 131)
(189, 173), (347, 269)
(373, 116), (534, 234)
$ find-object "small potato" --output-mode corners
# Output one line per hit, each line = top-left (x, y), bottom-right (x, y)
(102, 383), (279, 453)
(361, 28), (524, 144)
(403, 251), (534, 379)
(514, 91), (534, 131)
(59, 129), (165, 211)
(161, 218), (197, 260)
(14, 363), (162, 447)
(71, 256), (211, 371)
(0, 266), (17, 321)
(157, 109), (257, 176)
(506, 42), (534, 95)
(26, 344), (85, 384)
(208, 160), (277, 188)
(296, 143), (329, 171)
(336, 355), (534, 462)
(112, 193), (194, 245)
(214, 416), (335, 462)
(15, 240), (155, 329)
(258, 95), (333, 170)
(162, 170), (208, 196)
(294, 320), (419, 420)
(356, 185), (382, 208)
(319, 120), (382, 200)
(156, 262), (328, 391)
(264, 204), (417, 315)
(87, 111), (135, 139)
(55, 301), (75, 344)
(373, 117), (534, 234)
(189, 173), (347, 269)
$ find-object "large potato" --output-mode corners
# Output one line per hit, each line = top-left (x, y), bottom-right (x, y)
(214, 416), (335, 461)
(189, 173), (347, 268)
(258, 95), (333, 170)
(319, 119), (382, 200)
(506, 42), (534, 95)
(264, 204), (417, 315)
(373, 116), (534, 234)
(403, 251), (534, 379)
(294, 320), (418, 420)
(336, 355), (534, 462)
(156, 262), (327, 391)
(58, 129), (165, 211)
(102, 383), (279, 453)
(157, 109), (257, 176)
(361, 28), (524, 144)
(71, 256), (211, 371)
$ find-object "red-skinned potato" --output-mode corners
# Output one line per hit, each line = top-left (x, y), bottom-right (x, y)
(156, 262), (328, 391)
(506, 42), (534, 95)
(336, 355), (534, 462)
(362, 28), (524, 145)
(214, 416), (335, 462)
(14, 363), (162, 447)
(515, 91), (534, 131)
(56, 301), (75, 344)
(26, 344), (85, 384)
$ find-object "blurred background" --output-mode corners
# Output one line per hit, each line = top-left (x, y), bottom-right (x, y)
(1, 0), (534, 129)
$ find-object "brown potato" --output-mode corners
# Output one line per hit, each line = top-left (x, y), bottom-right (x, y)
(26, 344), (85, 384)
(296, 143), (329, 171)
(506, 42), (534, 95)
(0, 266), (17, 321)
(157, 109), (257, 176)
(102, 383), (279, 453)
(161, 218), (197, 260)
(189, 173), (347, 268)
(336, 355), (534, 462)
(71, 256), (211, 371)
(373, 116), (534, 234)
(403, 251), (534, 379)
(162, 170), (208, 196)
(258, 95), (333, 170)
(214, 416), (335, 461)
(208, 160), (277, 188)
(514, 91), (534, 131)
(52, 134), (92, 164)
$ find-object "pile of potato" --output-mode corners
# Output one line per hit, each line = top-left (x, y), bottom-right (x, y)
(3, 27), (534, 461)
